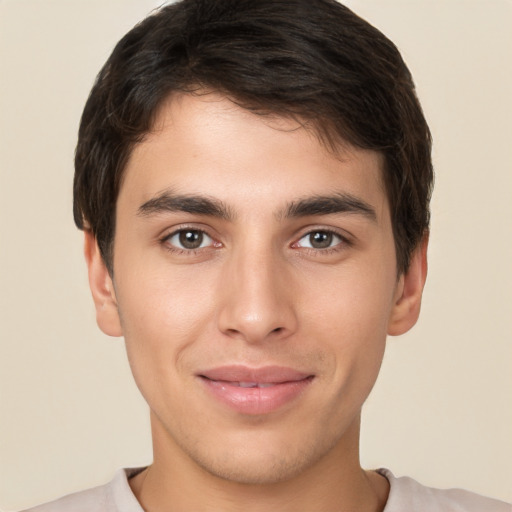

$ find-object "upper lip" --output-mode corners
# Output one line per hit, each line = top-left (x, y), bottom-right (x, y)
(198, 365), (312, 384)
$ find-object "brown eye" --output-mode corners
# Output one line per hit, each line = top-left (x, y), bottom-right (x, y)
(167, 229), (212, 250)
(179, 230), (203, 249)
(310, 231), (333, 248)
(297, 230), (342, 250)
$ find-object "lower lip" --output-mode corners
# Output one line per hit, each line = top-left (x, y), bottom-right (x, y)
(199, 376), (314, 415)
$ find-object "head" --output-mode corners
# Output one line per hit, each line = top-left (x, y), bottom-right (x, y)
(74, 0), (432, 276)
(75, 0), (432, 492)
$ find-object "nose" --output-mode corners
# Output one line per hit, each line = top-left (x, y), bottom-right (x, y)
(216, 246), (298, 344)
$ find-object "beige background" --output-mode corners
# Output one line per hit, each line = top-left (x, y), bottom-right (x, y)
(1, 0), (511, 509)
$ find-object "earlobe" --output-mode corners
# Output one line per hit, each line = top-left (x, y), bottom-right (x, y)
(387, 233), (429, 336)
(84, 231), (123, 337)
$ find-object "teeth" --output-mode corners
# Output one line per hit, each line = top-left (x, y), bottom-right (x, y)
(237, 382), (275, 388)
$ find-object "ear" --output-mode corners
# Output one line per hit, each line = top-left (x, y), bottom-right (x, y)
(387, 233), (429, 336)
(83, 231), (123, 337)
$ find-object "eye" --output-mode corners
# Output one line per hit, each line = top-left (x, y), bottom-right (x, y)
(165, 229), (213, 250)
(297, 230), (343, 250)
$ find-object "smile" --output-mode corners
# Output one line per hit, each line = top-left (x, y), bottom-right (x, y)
(234, 382), (276, 388)
(198, 365), (314, 415)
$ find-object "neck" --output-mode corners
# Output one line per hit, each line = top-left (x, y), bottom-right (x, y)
(130, 412), (389, 512)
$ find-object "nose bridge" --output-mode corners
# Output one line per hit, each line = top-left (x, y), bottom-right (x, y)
(217, 238), (296, 343)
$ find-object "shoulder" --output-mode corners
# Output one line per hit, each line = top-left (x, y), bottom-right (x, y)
(380, 468), (511, 512)
(19, 468), (145, 512)
(19, 482), (110, 512)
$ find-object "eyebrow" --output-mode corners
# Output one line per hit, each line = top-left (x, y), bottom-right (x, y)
(281, 193), (377, 221)
(138, 190), (233, 220)
(137, 190), (376, 223)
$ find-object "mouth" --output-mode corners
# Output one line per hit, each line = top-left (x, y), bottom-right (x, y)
(218, 381), (280, 388)
(198, 365), (314, 415)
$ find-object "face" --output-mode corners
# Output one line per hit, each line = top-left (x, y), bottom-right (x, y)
(87, 92), (426, 485)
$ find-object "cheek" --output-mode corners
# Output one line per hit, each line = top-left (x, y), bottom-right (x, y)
(302, 259), (396, 384)
(114, 263), (218, 390)
(304, 256), (396, 337)
(118, 256), (218, 330)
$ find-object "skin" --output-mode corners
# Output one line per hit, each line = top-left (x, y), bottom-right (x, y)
(85, 92), (427, 511)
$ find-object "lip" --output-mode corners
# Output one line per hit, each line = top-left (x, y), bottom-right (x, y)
(198, 365), (314, 415)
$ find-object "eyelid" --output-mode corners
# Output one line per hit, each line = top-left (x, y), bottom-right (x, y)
(168, 230), (213, 249)
(291, 226), (353, 252)
(159, 225), (221, 253)
(297, 231), (342, 248)
(158, 224), (352, 255)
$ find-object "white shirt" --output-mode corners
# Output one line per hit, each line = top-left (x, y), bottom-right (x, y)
(20, 467), (511, 512)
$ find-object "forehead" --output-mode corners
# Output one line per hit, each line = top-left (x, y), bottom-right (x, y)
(120, 92), (388, 219)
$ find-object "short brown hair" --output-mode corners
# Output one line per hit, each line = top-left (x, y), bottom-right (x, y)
(74, 0), (433, 274)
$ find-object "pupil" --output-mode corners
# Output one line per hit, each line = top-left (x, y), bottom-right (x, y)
(179, 230), (202, 249)
(311, 231), (332, 248)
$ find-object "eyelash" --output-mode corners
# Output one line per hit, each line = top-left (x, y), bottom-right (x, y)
(293, 228), (351, 255)
(159, 227), (351, 256)
(160, 226), (219, 256)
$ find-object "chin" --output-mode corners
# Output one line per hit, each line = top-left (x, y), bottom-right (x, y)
(198, 454), (308, 485)
(186, 433), (334, 486)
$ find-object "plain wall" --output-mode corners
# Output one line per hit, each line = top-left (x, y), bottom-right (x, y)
(0, 0), (511, 509)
